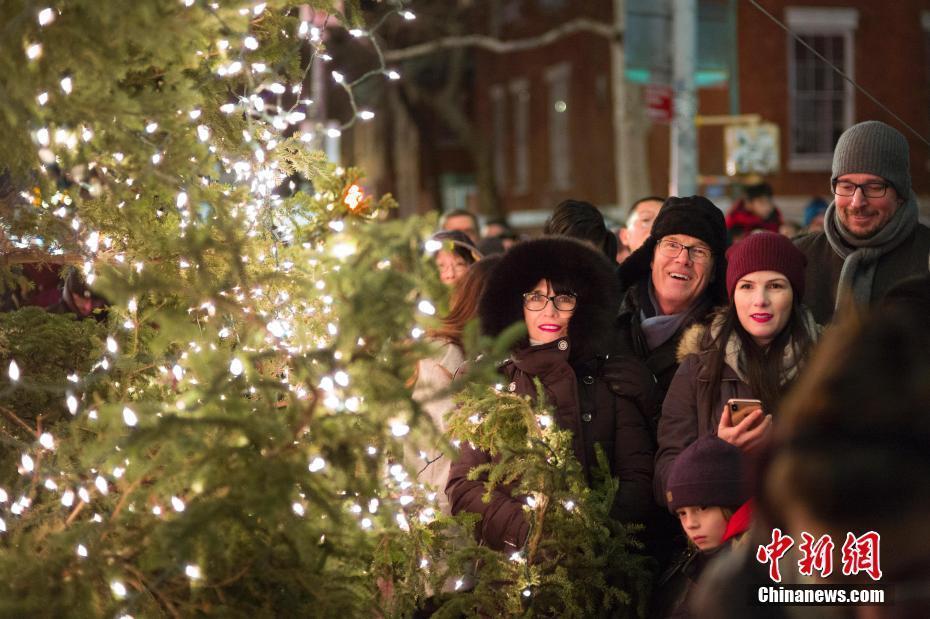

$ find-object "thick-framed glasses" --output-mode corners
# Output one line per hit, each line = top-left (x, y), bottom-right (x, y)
(656, 239), (712, 263)
(522, 292), (577, 312)
(832, 180), (889, 198)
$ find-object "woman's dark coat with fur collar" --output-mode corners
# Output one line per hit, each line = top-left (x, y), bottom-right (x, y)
(445, 237), (656, 551)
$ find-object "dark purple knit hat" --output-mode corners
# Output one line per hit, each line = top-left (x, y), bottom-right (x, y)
(725, 231), (807, 301)
(666, 435), (748, 511)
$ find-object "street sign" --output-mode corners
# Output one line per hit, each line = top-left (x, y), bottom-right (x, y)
(725, 122), (780, 176)
(645, 84), (673, 124)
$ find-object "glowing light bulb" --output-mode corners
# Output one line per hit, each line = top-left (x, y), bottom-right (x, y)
(38, 8), (55, 25)
(8, 360), (20, 381)
(122, 407), (138, 427)
(308, 457), (326, 472)
(229, 358), (244, 376)
(60, 76), (73, 94)
(185, 564), (201, 579)
(38, 433), (54, 449)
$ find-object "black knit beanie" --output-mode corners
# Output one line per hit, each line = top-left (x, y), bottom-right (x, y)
(666, 435), (748, 511)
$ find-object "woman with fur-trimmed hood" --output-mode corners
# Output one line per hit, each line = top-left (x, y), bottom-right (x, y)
(655, 233), (820, 508)
(445, 237), (656, 552)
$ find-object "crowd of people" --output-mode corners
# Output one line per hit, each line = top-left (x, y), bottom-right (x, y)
(412, 119), (930, 618)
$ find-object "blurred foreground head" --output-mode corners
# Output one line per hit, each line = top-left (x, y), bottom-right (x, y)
(763, 286), (930, 591)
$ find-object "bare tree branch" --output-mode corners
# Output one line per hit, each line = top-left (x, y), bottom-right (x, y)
(382, 17), (619, 63)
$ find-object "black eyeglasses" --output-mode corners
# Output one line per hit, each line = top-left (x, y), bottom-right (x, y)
(522, 292), (577, 311)
(656, 238), (712, 263)
(832, 180), (889, 198)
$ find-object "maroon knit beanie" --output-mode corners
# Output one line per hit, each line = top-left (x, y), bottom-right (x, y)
(725, 231), (807, 301)
(666, 435), (748, 511)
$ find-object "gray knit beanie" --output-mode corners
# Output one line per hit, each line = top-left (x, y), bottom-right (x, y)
(831, 121), (911, 198)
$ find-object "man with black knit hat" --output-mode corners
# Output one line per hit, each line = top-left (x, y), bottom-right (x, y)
(613, 195), (729, 423)
(795, 120), (930, 324)
(610, 195), (729, 575)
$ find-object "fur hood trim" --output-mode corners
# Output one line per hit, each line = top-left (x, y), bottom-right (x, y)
(479, 236), (619, 362)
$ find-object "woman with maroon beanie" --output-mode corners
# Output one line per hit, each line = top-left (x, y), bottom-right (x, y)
(655, 232), (820, 507)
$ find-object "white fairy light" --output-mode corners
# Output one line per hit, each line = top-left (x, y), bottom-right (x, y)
(77, 544), (88, 557)
(8, 360), (20, 381)
(36, 127), (50, 146)
(334, 371), (349, 387)
(44, 479), (58, 491)
(171, 496), (186, 512)
(111, 580), (128, 599)
(172, 364), (184, 381)
(20, 454), (34, 473)
(0, 489), (7, 503)
(386, 70), (401, 80)
(229, 358), (244, 376)
(401, 10), (416, 20)
(37, 91), (48, 105)
(417, 300), (436, 315)
(81, 126), (93, 141)
(151, 152), (162, 164)
(308, 457), (326, 472)
(38, 433), (54, 449)
(243, 36), (259, 50)
(60, 76), (73, 94)
(292, 502), (305, 516)
(107, 336), (118, 354)
(357, 110), (375, 121)
(145, 122), (158, 133)
(196, 124), (210, 141)
(78, 487), (90, 503)
(38, 7), (55, 25)
(61, 490), (75, 507)
(185, 564), (202, 579)
(26, 43), (42, 60)
(127, 297), (137, 313)
(325, 127), (342, 139)
(95, 476), (108, 495)
(176, 191), (188, 209)
(122, 406), (138, 427)
(348, 28), (365, 37)
(390, 421), (410, 437)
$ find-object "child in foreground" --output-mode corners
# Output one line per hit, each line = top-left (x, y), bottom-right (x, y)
(652, 435), (753, 619)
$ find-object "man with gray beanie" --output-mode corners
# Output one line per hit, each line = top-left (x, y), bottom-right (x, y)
(795, 120), (930, 324)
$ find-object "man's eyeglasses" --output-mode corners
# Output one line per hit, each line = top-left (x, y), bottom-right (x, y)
(832, 180), (890, 198)
(656, 239), (712, 264)
(522, 292), (577, 312)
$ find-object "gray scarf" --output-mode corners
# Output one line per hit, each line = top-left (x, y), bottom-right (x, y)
(823, 192), (918, 309)
(640, 280), (692, 351)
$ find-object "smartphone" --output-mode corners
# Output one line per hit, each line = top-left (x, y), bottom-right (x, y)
(727, 399), (763, 425)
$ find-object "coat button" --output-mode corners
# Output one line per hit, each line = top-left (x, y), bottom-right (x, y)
(582, 413), (592, 422)
(508, 382), (517, 392)
(583, 375), (595, 385)
(557, 340), (568, 351)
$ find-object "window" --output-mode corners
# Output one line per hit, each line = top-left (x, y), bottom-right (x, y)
(786, 7), (858, 171)
(509, 79), (530, 195)
(490, 86), (507, 191)
(545, 63), (572, 191)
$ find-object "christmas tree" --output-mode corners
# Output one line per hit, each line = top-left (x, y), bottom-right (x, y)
(0, 2), (649, 616)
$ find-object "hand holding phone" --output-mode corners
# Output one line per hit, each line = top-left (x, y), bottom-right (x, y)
(719, 399), (771, 452)
(727, 398), (764, 425)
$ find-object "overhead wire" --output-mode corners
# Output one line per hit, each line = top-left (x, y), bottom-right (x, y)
(746, 0), (930, 148)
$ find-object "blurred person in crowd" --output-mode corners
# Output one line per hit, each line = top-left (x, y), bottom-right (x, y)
(795, 120), (930, 324)
(652, 436), (752, 619)
(802, 196), (828, 233)
(429, 230), (481, 287)
(439, 208), (481, 244)
(779, 219), (801, 239)
(543, 199), (618, 261)
(447, 237), (655, 551)
(618, 196), (664, 262)
(726, 182), (783, 244)
(656, 232), (818, 503)
(482, 216), (518, 248)
(406, 257), (501, 516)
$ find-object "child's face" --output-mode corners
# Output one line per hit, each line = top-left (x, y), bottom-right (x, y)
(676, 506), (728, 551)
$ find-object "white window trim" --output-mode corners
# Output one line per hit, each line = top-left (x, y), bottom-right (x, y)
(785, 7), (858, 172)
(509, 78), (530, 196)
(544, 62), (572, 191)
